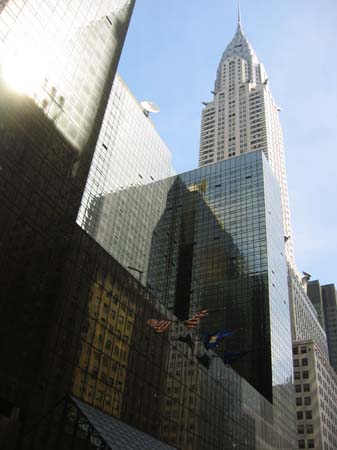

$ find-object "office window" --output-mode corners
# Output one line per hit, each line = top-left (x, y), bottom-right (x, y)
(302, 358), (308, 366)
(307, 424), (313, 434)
(297, 411), (303, 420)
(296, 397), (303, 406)
(303, 371), (309, 379)
(295, 384), (301, 393)
(304, 397), (311, 406)
(308, 439), (315, 448)
(298, 440), (305, 449)
(305, 411), (312, 420)
(297, 425), (304, 434)
(303, 383), (310, 392)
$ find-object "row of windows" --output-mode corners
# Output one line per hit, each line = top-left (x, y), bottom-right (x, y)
(296, 396), (311, 406)
(297, 410), (312, 420)
(298, 424), (313, 433)
(298, 439), (315, 449)
(295, 383), (310, 393)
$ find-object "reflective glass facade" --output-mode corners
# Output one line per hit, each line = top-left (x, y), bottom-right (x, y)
(147, 151), (295, 444)
(1, 1), (135, 153)
(0, 0), (135, 446)
(19, 225), (295, 450)
(77, 73), (175, 279)
(78, 73), (174, 234)
(83, 151), (296, 447)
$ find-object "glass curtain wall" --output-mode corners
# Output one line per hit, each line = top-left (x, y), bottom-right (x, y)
(0, 1), (135, 446)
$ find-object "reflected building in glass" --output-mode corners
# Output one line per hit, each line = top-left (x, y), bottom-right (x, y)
(1, 221), (292, 450)
(146, 151), (295, 445)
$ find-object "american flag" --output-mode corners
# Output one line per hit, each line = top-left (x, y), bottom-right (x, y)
(146, 319), (172, 333)
(184, 309), (208, 329)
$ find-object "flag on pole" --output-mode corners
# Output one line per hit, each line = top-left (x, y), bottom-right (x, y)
(147, 319), (172, 333)
(204, 330), (234, 350)
(184, 309), (208, 329)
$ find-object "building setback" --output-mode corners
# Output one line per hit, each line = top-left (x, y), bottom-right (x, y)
(293, 340), (337, 450)
(289, 271), (328, 359)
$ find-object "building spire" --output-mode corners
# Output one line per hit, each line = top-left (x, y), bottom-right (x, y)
(237, 0), (243, 31)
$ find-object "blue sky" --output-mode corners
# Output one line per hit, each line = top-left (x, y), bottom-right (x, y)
(118, 0), (337, 286)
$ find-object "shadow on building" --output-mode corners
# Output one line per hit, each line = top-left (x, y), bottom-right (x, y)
(146, 177), (272, 402)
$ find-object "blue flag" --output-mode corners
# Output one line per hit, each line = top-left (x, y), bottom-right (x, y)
(204, 330), (234, 350)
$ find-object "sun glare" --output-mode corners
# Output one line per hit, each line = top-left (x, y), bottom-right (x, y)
(1, 36), (50, 98)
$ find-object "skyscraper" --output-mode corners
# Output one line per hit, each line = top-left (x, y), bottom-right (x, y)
(78, 73), (175, 277)
(197, 7), (329, 362)
(0, 0), (135, 446)
(145, 151), (296, 448)
(199, 10), (293, 265)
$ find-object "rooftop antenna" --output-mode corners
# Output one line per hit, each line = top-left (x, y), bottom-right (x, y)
(237, 0), (243, 30)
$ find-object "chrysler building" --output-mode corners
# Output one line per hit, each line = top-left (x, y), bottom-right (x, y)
(199, 9), (294, 265)
(199, 7), (328, 359)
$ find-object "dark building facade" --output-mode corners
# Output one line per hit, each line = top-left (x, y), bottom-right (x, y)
(85, 151), (296, 448)
(147, 152), (295, 443)
(321, 284), (337, 373)
(0, 0), (135, 447)
(307, 280), (325, 329)
(1, 222), (293, 450)
(307, 281), (337, 374)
